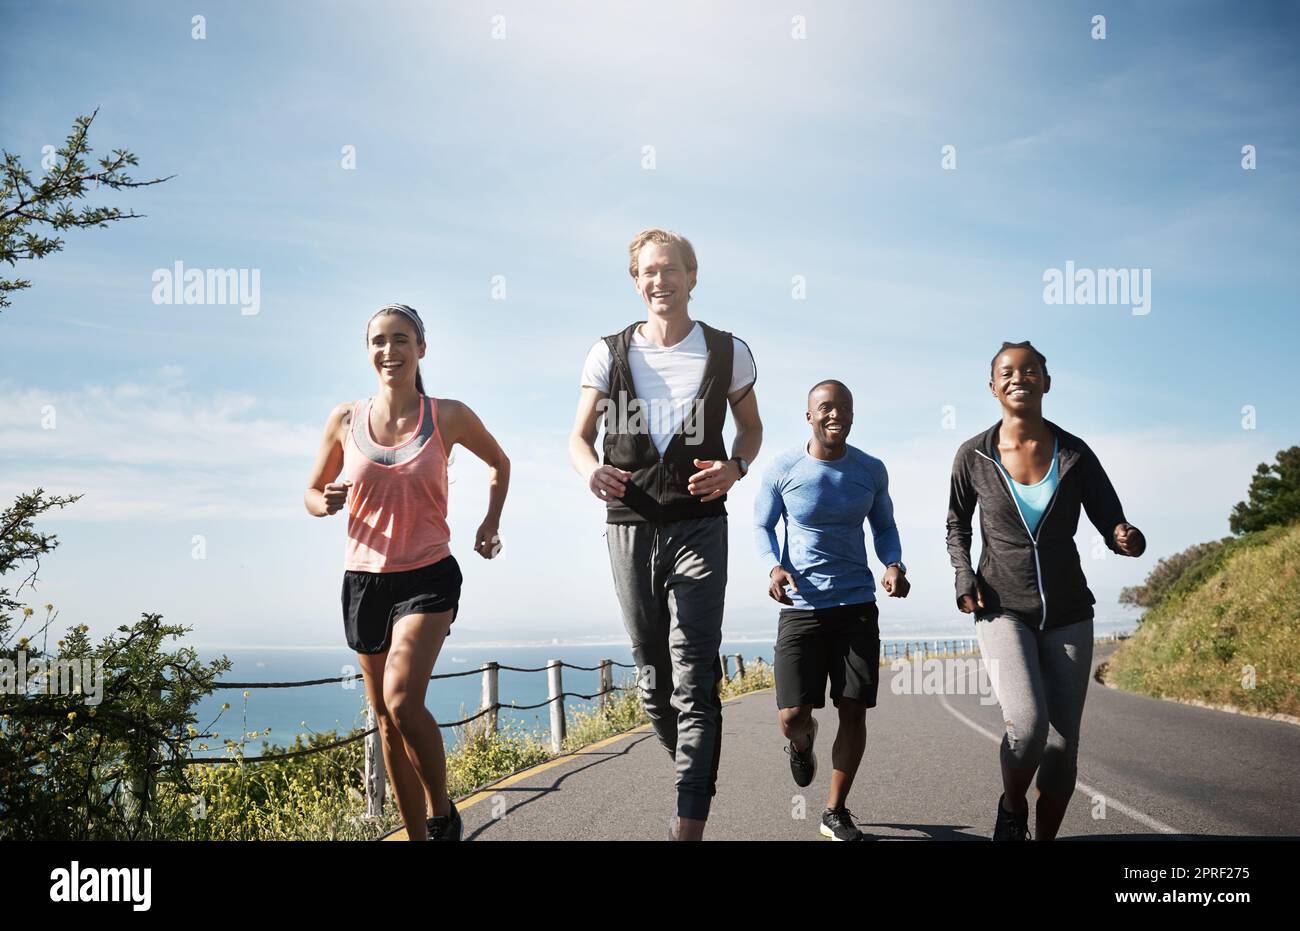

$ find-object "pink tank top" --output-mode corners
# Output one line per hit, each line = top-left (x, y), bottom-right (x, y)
(342, 395), (451, 572)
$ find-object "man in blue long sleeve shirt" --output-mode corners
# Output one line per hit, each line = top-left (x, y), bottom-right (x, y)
(752, 380), (909, 841)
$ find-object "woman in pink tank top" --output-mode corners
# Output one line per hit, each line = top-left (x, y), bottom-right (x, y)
(304, 303), (511, 842)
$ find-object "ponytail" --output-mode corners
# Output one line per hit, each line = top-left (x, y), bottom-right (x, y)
(416, 366), (425, 395)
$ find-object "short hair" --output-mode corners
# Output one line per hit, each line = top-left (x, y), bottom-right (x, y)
(990, 341), (1048, 378)
(627, 228), (698, 278)
(807, 379), (852, 407)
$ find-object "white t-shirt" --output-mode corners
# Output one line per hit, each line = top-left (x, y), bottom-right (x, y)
(580, 321), (757, 457)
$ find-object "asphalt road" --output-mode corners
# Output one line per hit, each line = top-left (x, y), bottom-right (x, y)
(387, 645), (1300, 840)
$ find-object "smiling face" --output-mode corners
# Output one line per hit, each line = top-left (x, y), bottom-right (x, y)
(633, 241), (696, 318)
(989, 347), (1050, 413)
(807, 381), (853, 449)
(367, 313), (425, 387)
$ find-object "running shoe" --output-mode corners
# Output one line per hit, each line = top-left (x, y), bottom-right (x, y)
(820, 806), (864, 841)
(785, 716), (818, 788)
(991, 793), (1030, 841)
(427, 800), (463, 841)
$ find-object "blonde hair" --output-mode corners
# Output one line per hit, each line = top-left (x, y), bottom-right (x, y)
(627, 228), (698, 279)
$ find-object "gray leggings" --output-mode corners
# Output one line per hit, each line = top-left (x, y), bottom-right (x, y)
(975, 614), (1094, 797)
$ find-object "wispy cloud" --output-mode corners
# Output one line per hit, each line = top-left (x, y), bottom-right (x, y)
(0, 369), (318, 520)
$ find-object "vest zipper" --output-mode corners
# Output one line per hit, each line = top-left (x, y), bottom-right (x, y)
(610, 322), (717, 521)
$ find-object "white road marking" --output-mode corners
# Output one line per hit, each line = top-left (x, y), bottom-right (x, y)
(938, 694), (1182, 835)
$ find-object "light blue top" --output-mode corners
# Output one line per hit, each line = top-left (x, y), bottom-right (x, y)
(753, 443), (902, 610)
(994, 437), (1059, 537)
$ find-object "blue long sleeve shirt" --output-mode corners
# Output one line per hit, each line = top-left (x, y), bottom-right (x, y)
(753, 444), (903, 610)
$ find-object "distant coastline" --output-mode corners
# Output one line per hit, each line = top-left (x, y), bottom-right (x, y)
(183, 615), (1141, 653)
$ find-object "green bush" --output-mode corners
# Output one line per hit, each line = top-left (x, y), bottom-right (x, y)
(563, 682), (646, 751)
(0, 609), (230, 841)
(721, 656), (775, 699)
(1230, 446), (1300, 534)
(158, 726), (373, 841)
(448, 717), (552, 797)
(1120, 538), (1228, 612)
(1107, 522), (1300, 717)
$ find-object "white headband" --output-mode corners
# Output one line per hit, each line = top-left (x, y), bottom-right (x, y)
(368, 303), (425, 344)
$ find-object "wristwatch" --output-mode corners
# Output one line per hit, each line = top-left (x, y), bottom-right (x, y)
(887, 561), (907, 575)
(730, 456), (749, 479)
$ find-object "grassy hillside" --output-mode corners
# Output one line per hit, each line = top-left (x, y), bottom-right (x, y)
(1105, 522), (1300, 718)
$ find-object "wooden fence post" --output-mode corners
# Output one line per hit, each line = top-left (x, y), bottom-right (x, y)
(365, 701), (387, 819)
(481, 661), (499, 735)
(547, 660), (565, 754)
(598, 659), (612, 710)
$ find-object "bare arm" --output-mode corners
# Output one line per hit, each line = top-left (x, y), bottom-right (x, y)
(304, 402), (353, 517)
(729, 384), (763, 468)
(568, 386), (605, 482)
(569, 385), (631, 500)
(442, 399), (510, 558)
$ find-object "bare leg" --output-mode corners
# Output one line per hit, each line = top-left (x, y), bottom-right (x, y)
(1034, 788), (1071, 840)
(356, 650), (430, 841)
(382, 610), (456, 838)
(1000, 756), (1036, 815)
(673, 816), (706, 841)
(827, 698), (867, 810)
(778, 704), (816, 751)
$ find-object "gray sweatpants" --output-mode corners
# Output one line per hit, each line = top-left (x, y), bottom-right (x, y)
(975, 614), (1094, 797)
(605, 515), (727, 821)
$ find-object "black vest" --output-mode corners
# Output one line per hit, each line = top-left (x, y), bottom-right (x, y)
(601, 320), (735, 524)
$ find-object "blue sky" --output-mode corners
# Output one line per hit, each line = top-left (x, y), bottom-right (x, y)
(1, 0), (1297, 647)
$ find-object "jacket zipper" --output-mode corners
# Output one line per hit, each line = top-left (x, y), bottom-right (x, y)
(975, 447), (1062, 629)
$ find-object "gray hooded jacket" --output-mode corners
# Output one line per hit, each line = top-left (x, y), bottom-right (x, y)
(946, 420), (1130, 630)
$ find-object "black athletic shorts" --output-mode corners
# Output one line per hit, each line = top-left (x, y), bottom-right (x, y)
(774, 600), (881, 710)
(341, 555), (462, 654)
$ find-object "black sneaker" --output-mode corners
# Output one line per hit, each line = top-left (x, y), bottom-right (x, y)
(785, 717), (818, 788)
(427, 800), (463, 841)
(991, 793), (1030, 841)
(819, 806), (864, 841)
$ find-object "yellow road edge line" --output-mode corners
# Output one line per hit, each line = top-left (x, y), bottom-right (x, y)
(381, 685), (773, 840)
(382, 725), (653, 841)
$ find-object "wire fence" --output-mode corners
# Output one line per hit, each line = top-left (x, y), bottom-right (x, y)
(178, 653), (757, 822)
(190, 658), (639, 765)
(116, 634), (1124, 827)
(188, 636), (1125, 765)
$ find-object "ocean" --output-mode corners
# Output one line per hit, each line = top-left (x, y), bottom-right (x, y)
(185, 640), (769, 758)
(186, 616), (1136, 759)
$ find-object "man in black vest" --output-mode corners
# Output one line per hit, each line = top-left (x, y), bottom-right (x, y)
(569, 228), (763, 840)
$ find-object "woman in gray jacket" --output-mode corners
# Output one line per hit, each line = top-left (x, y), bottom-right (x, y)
(947, 341), (1146, 840)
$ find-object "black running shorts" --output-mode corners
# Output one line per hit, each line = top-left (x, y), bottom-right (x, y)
(774, 600), (881, 709)
(341, 555), (462, 654)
